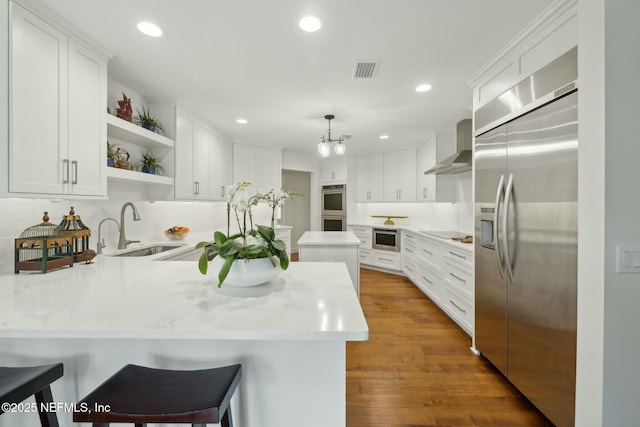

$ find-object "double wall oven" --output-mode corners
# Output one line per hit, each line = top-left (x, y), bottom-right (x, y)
(322, 184), (346, 231)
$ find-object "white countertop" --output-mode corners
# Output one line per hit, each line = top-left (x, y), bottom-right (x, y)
(297, 231), (361, 246)
(348, 223), (473, 251)
(0, 242), (369, 341)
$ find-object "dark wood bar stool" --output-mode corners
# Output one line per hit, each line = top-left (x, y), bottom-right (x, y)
(73, 364), (242, 427)
(0, 363), (64, 427)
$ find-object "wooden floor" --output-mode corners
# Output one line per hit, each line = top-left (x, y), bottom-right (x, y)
(346, 267), (554, 427)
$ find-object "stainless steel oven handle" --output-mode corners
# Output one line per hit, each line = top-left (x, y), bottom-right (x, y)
(503, 173), (515, 283)
(494, 174), (505, 279)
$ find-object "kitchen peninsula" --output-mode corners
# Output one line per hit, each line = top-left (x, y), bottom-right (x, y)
(0, 249), (368, 427)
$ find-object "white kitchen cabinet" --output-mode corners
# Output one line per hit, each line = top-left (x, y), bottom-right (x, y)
(174, 111), (211, 200)
(9, 3), (107, 196)
(321, 157), (347, 183)
(355, 154), (383, 202)
(402, 230), (417, 281)
(416, 136), (456, 202)
(383, 149), (416, 201)
(233, 143), (281, 192)
(442, 243), (474, 335)
(209, 129), (232, 200)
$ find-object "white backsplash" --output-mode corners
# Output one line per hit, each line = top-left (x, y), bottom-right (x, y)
(0, 198), (233, 275)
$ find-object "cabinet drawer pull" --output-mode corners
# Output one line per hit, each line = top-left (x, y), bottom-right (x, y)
(422, 249), (433, 255)
(62, 159), (70, 184)
(449, 251), (467, 260)
(406, 248), (413, 253)
(449, 272), (466, 283)
(449, 300), (467, 314)
(421, 276), (433, 285)
(405, 265), (413, 272)
(379, 257), (394, 263)
(406, 234), (414, 240)
(71, 160), (78, 184)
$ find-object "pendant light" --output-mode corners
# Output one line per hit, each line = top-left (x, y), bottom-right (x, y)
(317, 114), (346, 157)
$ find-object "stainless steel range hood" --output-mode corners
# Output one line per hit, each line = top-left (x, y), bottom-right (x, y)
(424, 119), (473, 174)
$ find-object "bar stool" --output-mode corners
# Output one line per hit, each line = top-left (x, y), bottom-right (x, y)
(0, 363), (64, 427)
(73, 364), (242, 427)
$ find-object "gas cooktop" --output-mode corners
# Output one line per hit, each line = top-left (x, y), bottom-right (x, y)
(419, 230), (470, 240)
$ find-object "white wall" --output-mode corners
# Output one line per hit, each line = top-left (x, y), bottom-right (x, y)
(0, 0), (8, 194)
(601, 0), (640, 425)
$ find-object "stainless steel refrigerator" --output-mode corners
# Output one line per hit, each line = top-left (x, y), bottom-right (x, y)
(474, 47), (577, 427)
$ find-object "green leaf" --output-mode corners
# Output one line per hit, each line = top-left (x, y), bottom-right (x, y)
(218, 240), (241, 257)
(243, 245), (264, 255)
(268, 256), (277, 267)
(271, 239), (286, 251)
(214, 231), (228, 246)
(256, 224), (275, 241)
(279, 255), (289, 270)
(218, 256), (235, 287)
(195, 241), (211, 249)
(198, 250), (210, 275)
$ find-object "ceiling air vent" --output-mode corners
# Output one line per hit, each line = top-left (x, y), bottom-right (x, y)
(352, 60), (379, 79)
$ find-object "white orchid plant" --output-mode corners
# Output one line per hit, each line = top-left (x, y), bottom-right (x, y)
(197, 182), (300, 286)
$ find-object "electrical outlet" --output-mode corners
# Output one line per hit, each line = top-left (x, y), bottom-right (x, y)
(616, 244), (640, 273)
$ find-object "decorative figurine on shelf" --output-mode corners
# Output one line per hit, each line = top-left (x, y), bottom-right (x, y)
(116, 93), (133, 122)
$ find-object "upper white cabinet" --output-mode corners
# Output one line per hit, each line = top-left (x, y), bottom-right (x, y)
(233, 144), (281, 192)
(9, 3), (107, 196)
(175, 112), (211, 200)
(356, 154), (383, 202)
(416, 137), (456, 203)
(209, 128), (232, 200)
(383, 149), (416, 202)
(321, 157), (347, 183)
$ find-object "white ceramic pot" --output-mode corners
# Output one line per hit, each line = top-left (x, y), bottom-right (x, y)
(211, 256), (282, 287)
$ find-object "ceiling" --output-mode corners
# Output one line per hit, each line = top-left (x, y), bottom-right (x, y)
(41, 0), (554, 157)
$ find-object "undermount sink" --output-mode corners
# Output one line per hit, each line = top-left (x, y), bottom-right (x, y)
(156, 247), (216, 262)
(111, 244), (185, 257)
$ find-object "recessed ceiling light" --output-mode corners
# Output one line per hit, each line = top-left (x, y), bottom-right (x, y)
(137, 21), (163, 37)
(416, 83), (432, 93)
(379, 135), (390, 140)
(236, 118), (248, 124)
(299, 16), (321, 32)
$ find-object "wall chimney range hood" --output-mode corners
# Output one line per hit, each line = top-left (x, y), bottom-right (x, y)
(424, 119), (473, 175)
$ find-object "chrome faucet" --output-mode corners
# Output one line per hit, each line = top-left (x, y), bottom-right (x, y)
(97, 218), (120, 254)
(117, 202), (142, 249)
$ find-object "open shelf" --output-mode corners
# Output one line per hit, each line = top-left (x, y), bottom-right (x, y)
(107, 167), (174, 186)
(107, 114), (174, 149)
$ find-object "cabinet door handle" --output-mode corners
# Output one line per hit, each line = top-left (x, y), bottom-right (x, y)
(367, 191), (371, 200)
(71, 160), (78, 184)
(194, 181), (200, 195)
(449, 272), (467, 283)
(221, 186), (225, 197)
(399, 189), (402, 200)
(449, 300), (467, 314)
(62, 159), (70, 184)
(331, 171), (335, 180)
(449, 251), (467, 260)
(422, 275), (433, 284)
(423, 188), (427, 198)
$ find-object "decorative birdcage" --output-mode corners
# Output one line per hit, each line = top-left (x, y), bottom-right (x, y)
(56, 207), (92, 262)
(15, 212), (74, 274)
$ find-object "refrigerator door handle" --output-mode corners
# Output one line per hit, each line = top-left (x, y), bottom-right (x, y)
(503, 173), (515, 283)
(493, 174), (506, 278)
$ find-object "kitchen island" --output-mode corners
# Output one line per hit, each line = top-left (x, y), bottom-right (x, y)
(0, 249), (368, 427)
(297, 231), (361, 296)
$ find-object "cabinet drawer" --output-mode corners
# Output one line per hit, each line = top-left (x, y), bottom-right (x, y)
(443, 260), (473, 297)
(359, 248), (373, 265)
(443, 285), (473, 335)
(403, 232), (417, 260)
(348, 226), (372, 249)
(403, 259), (416, 281)
(416, 260), (441, 303)
(416, 237), (442, 270)
(373, 251), (401, 270)
(443, 244), (472, 269)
